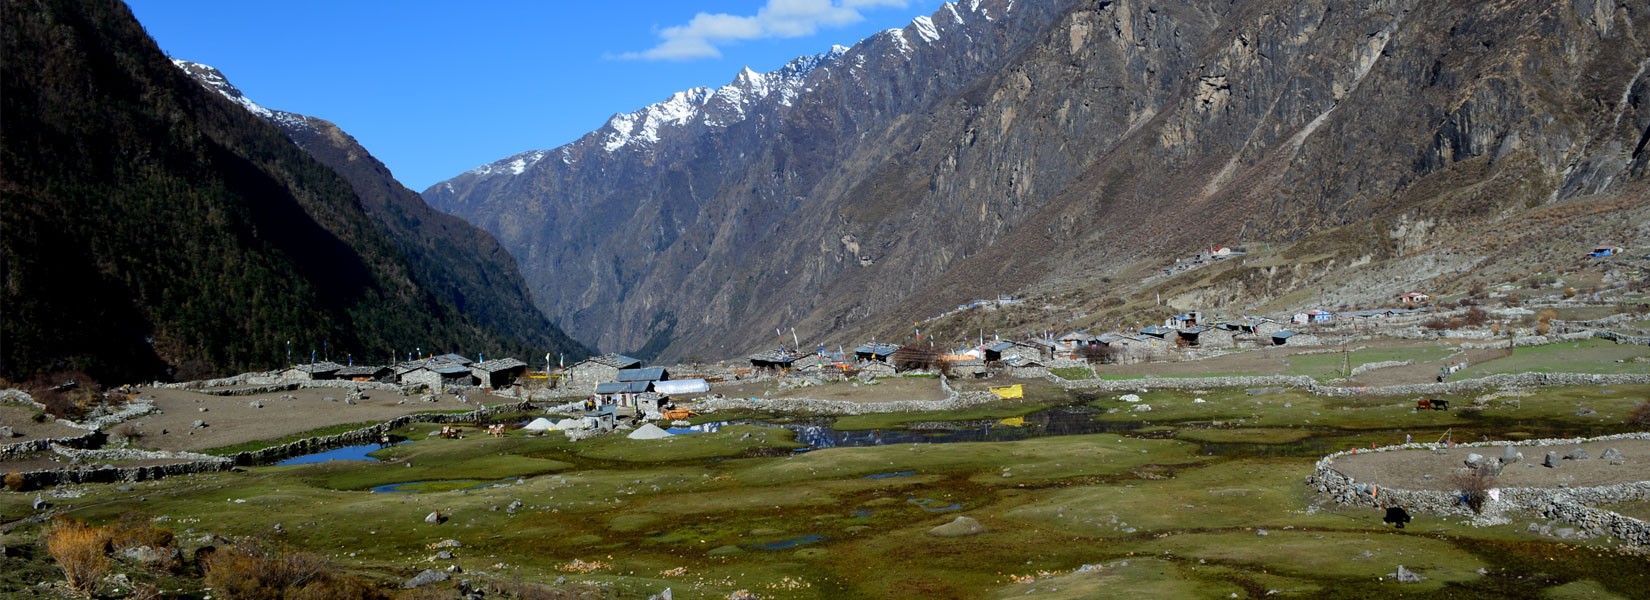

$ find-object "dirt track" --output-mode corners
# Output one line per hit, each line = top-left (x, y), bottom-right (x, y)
(1330, 439), (1650, 491)
(110, 385), (516, 453)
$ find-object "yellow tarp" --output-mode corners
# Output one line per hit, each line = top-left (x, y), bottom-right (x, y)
(997, 416), (1026, 427)
(990, 384), (1023, 399)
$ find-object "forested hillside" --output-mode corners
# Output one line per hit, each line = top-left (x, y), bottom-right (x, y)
(1, 0), (581, 382)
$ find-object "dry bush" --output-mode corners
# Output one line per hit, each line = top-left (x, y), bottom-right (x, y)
(204, 538), (388, 600)
(1629, 399), (1650, 427)
(46, 517), (111, 597)
(1449, 469), (1498, 514)
(107, 513), (179, 572)
(27, 371), (102, 420)
(4, 471), (27, 492)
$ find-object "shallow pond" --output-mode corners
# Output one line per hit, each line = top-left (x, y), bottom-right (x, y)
(275, 443), (397, 465)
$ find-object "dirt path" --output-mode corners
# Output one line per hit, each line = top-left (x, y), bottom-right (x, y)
(109, 385), (516, 453)
(1331, 439), (1650, 491)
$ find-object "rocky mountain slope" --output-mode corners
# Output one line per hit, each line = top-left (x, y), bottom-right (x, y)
(172, 60), (586, 365)
(0, 0), (580, 382)
(427, 0), (1649, 361)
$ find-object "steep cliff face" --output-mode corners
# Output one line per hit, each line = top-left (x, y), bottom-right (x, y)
(0, 0), (574, 382)
(428, 0), (1650, 360)
(173, 61), (587, 362)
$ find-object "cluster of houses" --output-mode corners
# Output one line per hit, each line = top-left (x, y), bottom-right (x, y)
(564, 353), (710, 416)
(281, 353), (529, 392)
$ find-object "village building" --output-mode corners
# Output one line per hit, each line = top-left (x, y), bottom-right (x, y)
(616, 367), (670, 383)
(1397, 292), (1430, 305)
(433, 353), (474, 366)
(595, 381), (652, 406)
(281, 361), (344, 381)
(1272, 330), (1296, 345)
(856, 360), (896, 379)
(1176, 326), (1208, 346)
(854, 343), (901, 362)
(471, 358), (528, 389)
(401, 361), (475, 391)
(334, 365), (390, 382)
(567, 354), (643, 389)
(748, 349), (799, 371)
(950, 357), (989, 378)
(1171, 312), (1205, 327)
(1138, 325), (1172, 339)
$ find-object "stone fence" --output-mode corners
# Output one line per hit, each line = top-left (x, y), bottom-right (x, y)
(1053, 372), (1650, 398)
(1310, 432), (1650, 546)
(4, 400), (542, 489)
(1348, 360), (1412, 378)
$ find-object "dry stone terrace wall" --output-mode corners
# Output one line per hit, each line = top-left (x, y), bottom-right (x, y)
(3, 400), (541, 489)
(1054, 372), (1650, 398)
(1310, 433), (1650, 546)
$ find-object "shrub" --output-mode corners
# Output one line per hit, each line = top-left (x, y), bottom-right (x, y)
(1629, 399), (1650, 427)
(4, 471), (27, 492)
(46, 517), (111, 597)
(1449, 469), (1498, 514)
(203, 538), (388, 600)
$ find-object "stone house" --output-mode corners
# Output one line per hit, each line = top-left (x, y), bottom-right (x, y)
(854, 343), (901, 362)
(856, 360), (896, 379)
(471, 358), (528, 389)
(567, 354), (642, 390)
(335, 365), (390, 382)
(401, 361), (475, 392)
(281, 361), (344, 381)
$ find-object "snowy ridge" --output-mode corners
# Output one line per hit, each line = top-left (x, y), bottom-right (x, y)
(171, 59), (312, 132)
(469, 150), (552, 177)
(598, 46), (847, 153)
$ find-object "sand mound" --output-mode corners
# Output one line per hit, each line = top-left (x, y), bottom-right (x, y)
(627, 423), (672, 440)
(522, 417), (554, 431)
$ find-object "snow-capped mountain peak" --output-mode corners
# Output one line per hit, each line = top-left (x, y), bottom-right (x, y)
(170, 59), (312, 132)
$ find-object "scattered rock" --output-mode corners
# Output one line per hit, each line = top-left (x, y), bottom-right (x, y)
(1600, 447), (1624, 460)
(430, 539), (463, 549)
(1564, 448), (1590, 461)
(1500, 445), (1522, 464)
(1543, 452), (1560, 468)
(1575, 407), (1597, 417)
(435, 550), (454, 560)
(191, 420), (207, 429)
(1255, 528), (1270, 536)
(249, 400), (263, 409)
(1463, 453), (1485, 469)
(198, 407), (208, 413)
(403, 568), (451, 589)
(425, 511), (445, 524)
(1132, 404), (1153, 412)
(1119, 394), (1141, 403)
(648, 588), (674, 600)
(0, 426), (14, 438)
(32, 496), (47, 511)
(928, 516), (985, 537)
(1391, 565), (1424, 583)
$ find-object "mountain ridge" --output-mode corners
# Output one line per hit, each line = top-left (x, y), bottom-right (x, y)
(426, 0), (1648, 361)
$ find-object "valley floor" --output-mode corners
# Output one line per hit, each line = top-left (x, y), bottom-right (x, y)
(3, 335), (1649, 599)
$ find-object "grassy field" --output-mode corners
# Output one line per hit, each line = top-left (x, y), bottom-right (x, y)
(1454, 338), (1650, 377)
(4, 348), (1650, 598)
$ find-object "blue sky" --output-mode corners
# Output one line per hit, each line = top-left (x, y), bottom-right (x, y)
(126, 0), (943, 191)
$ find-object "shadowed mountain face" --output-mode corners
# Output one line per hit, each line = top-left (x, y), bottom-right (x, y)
(1, 0), (582, 382)
(429, 0), (1648, 361)
(172, 60), (587, 367)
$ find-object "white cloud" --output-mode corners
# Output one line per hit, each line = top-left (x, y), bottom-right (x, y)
(620, 0), (912, 61)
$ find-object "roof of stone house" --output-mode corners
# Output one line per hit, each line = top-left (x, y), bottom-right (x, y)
(290, 361), (344, 373)
(580, 353), (642, 369)
(472, 358), (528, 372)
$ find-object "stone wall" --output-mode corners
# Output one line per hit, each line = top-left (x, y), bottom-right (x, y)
(1348, 360), (1412, 377)
(1310, 433), (1650, 546)
(5, 401), (541, 489)
(1050, 372), (1650, 398)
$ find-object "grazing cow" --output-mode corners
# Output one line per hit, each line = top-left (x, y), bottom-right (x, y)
(1383, 506), (1412, 529)
(1417, 399), (1433, 410)
(1430, 399), (1449, 410)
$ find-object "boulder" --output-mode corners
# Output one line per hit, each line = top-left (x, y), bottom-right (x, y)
(1500, 445), (1522, 464)
(0, 426), (17, 438)
(1600, 447), (1624, 460)
(927, 516), (985, 537)
(33, 496), (48, 511)
(1463, 453), (1485, 469)
(191, 420), (206, 429)
(1564, 448), (1590, 461)
(1391, 565), (1424, 583)
(425, 511), (445, 524)
(403, 568), (451, 589)
(430, 539), (463, 549)
(1543, 452), (1560, 468)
